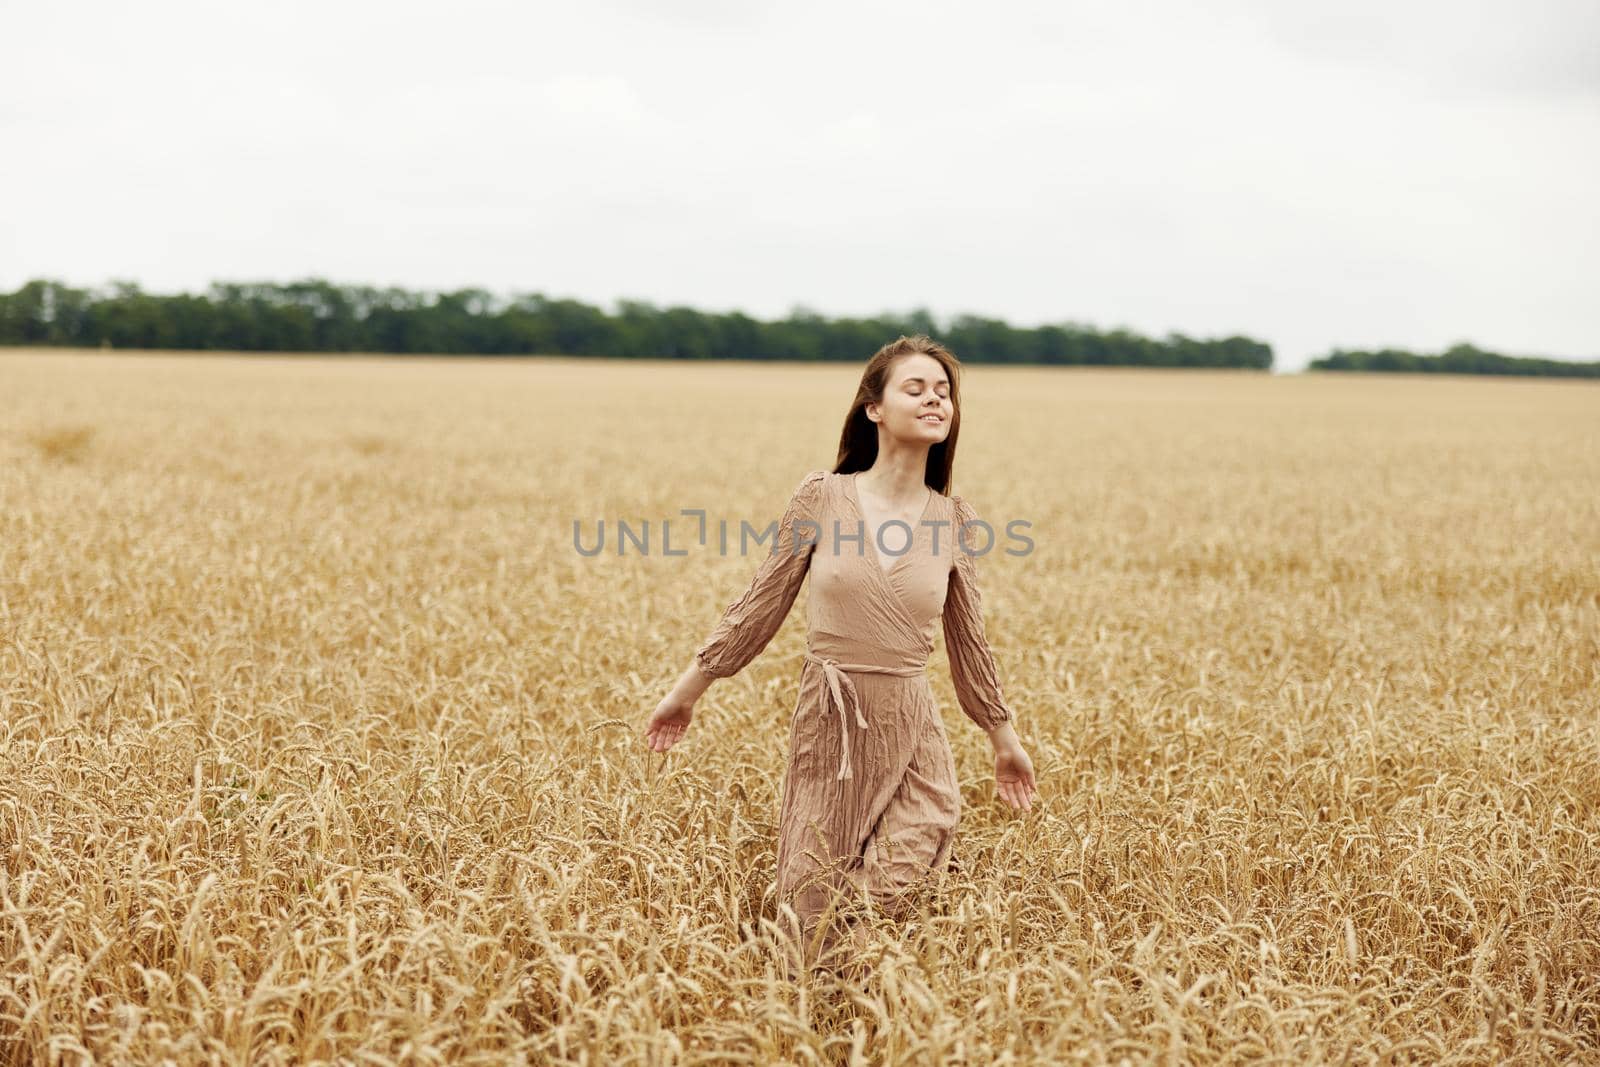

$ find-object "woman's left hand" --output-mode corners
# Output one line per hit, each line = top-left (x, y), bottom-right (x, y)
(993, 738), (1037, 811)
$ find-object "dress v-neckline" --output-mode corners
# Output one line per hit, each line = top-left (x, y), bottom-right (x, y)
(847, 471), (935, 581)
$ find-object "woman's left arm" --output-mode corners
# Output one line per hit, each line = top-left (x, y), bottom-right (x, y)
(943, 495), (1036, 810)
(942, 495), (1017, 733)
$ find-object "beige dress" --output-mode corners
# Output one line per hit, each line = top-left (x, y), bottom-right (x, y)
(693, 469), (1015, 958)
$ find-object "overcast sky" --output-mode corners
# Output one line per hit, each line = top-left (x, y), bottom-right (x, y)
(4, 0), (1596, 371)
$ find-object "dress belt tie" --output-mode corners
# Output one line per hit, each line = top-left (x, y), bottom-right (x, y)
(803, 652), (925, 781)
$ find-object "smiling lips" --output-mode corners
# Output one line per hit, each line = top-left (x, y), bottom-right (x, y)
(919, 413), (944, 424)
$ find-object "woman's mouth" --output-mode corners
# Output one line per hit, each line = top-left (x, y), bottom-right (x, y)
(919, 414), (943, 424)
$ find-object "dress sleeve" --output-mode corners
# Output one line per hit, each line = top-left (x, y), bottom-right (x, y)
(693, 469), (827, 680)
(942, 495), (1016, 731)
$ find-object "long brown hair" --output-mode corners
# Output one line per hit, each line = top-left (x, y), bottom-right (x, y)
(833, 334), (962, 495)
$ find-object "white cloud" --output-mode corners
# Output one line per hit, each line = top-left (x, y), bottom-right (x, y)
(2, 0), (1595, 370)
(538, 75), (648, 126)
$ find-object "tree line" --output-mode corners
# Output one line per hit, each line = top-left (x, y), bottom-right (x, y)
(1309, 343), (1599, 379)
(0, 278), (1273, 368)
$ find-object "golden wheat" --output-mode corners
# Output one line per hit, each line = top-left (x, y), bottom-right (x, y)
(0, 349), (1596, 1064)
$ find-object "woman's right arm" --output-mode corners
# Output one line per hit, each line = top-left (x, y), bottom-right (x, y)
(690, 468), (827, 681)
(646, 469), (826, 751)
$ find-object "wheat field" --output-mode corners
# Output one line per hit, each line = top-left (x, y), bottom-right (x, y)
(0, 348), (1596, 1065)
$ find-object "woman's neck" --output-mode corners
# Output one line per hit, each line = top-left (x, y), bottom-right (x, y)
(857, 450), (929, 503)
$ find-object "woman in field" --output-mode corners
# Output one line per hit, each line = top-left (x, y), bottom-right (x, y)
(643, 334), (1038, 975)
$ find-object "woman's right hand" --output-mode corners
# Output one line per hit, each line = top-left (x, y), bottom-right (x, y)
(644, 694), (695, 752)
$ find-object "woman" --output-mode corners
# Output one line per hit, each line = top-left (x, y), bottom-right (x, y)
(643, 334), (1038, 974)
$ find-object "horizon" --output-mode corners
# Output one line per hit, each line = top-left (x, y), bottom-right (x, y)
(4, 0), (1596, 372)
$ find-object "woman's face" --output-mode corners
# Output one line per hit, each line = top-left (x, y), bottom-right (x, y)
(869, 353), (953, 444)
